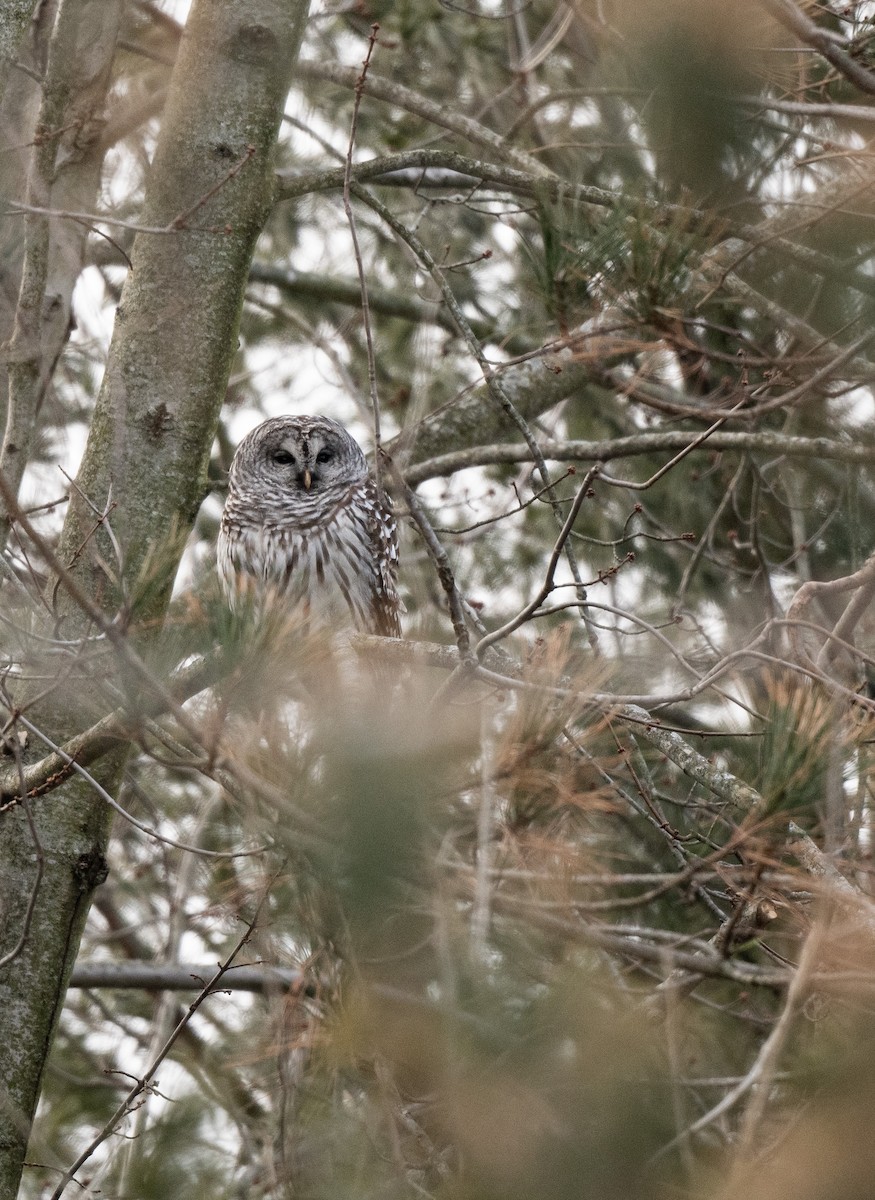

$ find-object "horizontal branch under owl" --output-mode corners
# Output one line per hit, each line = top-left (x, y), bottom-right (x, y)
(3, 484), (873, 814)
(5, 617), (870, 816)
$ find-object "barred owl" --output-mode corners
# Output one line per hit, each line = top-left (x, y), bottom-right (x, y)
(217, 415), (401, 637)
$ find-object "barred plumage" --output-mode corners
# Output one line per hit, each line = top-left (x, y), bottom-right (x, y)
(217, 415), (401, 638)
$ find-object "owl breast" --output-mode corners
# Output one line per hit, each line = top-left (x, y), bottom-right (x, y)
(218, 477), (400, 637)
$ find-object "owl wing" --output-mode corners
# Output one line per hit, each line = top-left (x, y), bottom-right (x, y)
(360, 475), (403, 638)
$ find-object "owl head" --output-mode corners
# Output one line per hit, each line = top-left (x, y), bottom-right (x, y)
(228, 415), (368, 498)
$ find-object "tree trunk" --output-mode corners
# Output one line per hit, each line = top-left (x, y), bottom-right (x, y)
(1, 0), (123, 544)
(0, 1), (308, 1194)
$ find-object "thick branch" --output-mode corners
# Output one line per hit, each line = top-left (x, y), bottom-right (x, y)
(761, 0), (875, 96)
(619, 705), (763, 812)
(276, 146), (609, 205)
(0, 654), (218, 802)
(295, 60), (554, 179)
(277, 148), (875, 319)
(69, 961), (303, 994)
(389, 313), (634, 467)
(405, 430), (875, 484)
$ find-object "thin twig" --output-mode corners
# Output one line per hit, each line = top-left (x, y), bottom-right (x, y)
(597, 401), (747, 491)
(388, 462), (473, 659)
(471, 696), (498, 956)
(49, 879), (280, 1200)
(475, 468), (600, 657)
(8, 709), (262, 860)
(0, 653), (217, 801)
(167, 143), (256, 230)
(352, 180), (601, 645)
(651, 917), (823, 1162)
(342, 24), (383, 487)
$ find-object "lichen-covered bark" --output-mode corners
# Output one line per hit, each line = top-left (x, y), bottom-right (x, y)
(0, 2), (308, 1194)
(389, 310), (637, 469)
(394, 354), (599, 468)
(0, 0), (39, 107)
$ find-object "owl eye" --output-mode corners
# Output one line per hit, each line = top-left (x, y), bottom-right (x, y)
(272, 449), (295, 465)
(316, 449), (334, 465)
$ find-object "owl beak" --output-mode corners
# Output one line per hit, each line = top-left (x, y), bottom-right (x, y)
(302, 468), (312, 490)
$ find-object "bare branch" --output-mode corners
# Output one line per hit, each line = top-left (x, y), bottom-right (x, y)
(69, 960), (304, 993)
(760, 0), (875, 96)
(405, 430), (875, 484)
(296, 59), (555, 178)
(49, 884), (276, 1200)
